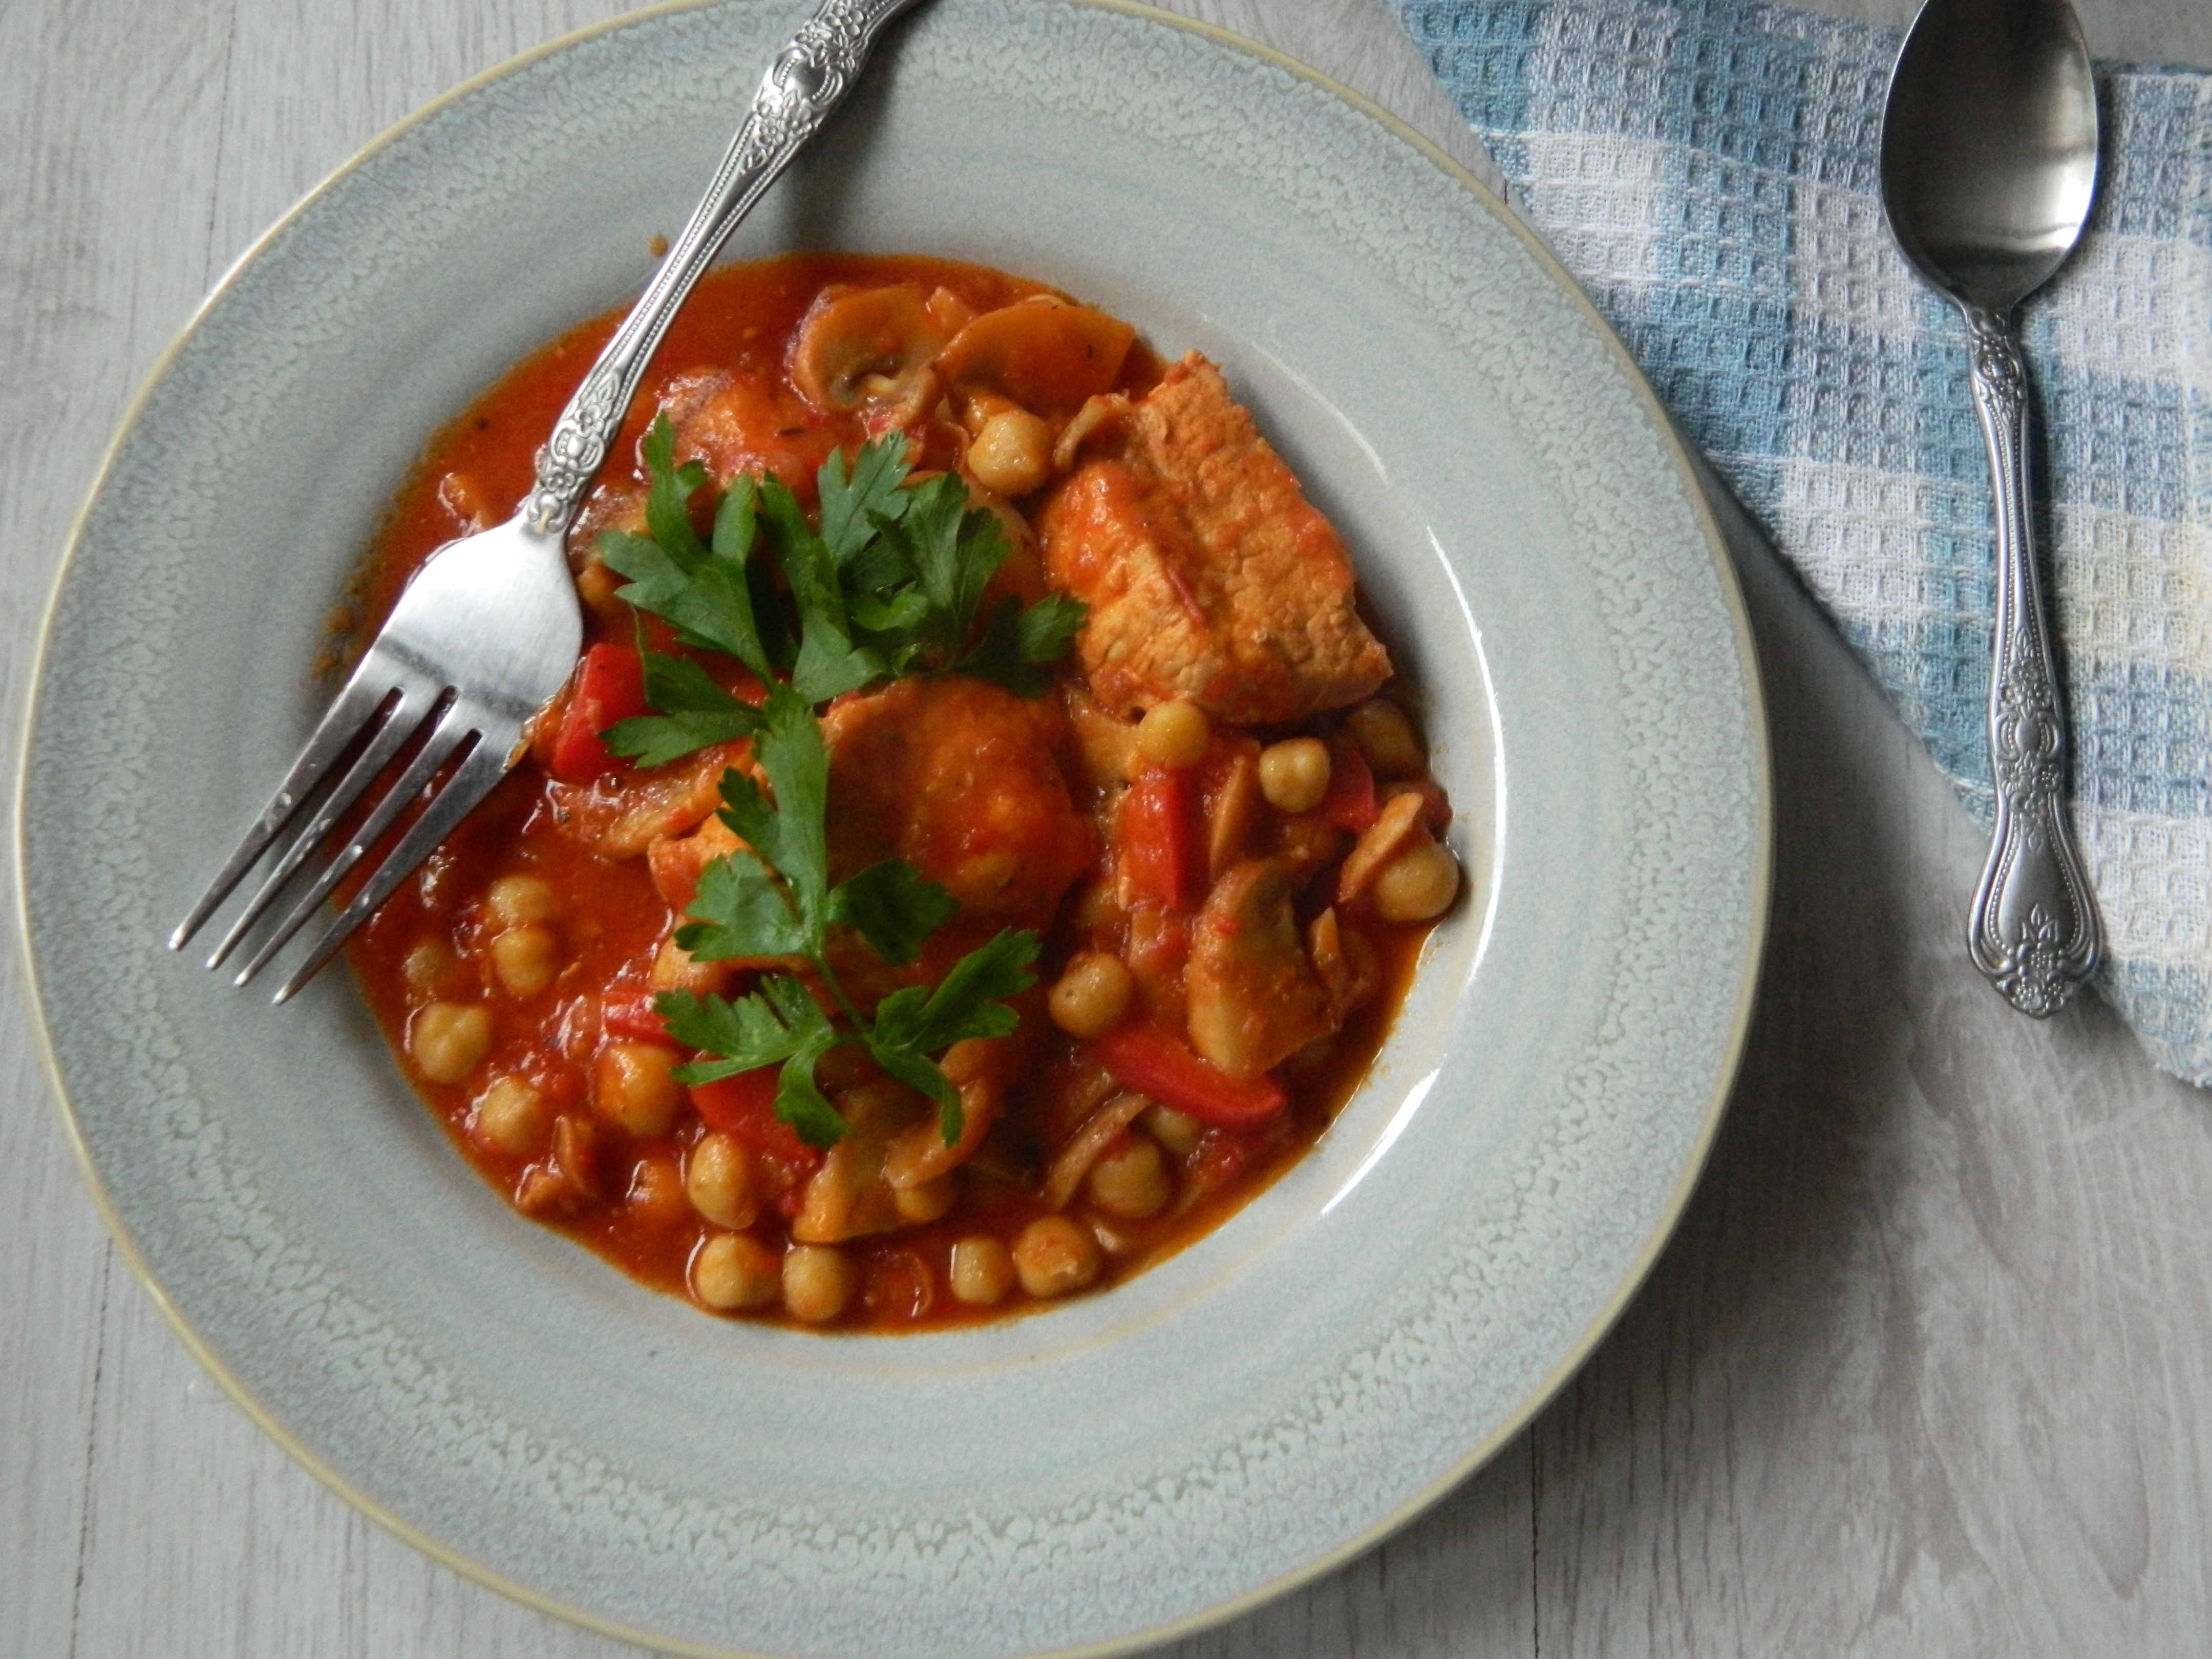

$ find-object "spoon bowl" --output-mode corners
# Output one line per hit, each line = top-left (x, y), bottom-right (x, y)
(1881, 0), (2099, 311)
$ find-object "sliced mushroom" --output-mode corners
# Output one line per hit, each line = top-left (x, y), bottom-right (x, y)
(1206, 747), (1263, 881)
(515, 1113), (615, 1218)
(935, 296), (1135, 418)
(1185, 858), (1338, 1080)
(1335, 789), (1427, 908)
(789, 284), (949, 424)
(1308, 906), (1381, 1016)
(1061, 683), (1139, 793)
(1040, 1090), (1153, 1211)
(1052, 392), (1132, 473)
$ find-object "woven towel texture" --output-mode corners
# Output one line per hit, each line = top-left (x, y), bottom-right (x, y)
(1388, 0), (2212, 1081)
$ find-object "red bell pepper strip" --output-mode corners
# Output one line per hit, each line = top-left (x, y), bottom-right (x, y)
(690, 1065), (823, 1183)
(1117, 763), (1204, 911)
(1090, 1026), (1287, 1131)
(548, 643), (650, 782)
(689, 1064), (781, 1136)
(599, 986), (672, 1043)
(1315, 741), (1377, 833)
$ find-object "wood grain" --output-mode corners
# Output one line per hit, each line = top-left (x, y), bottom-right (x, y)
(5, 1), (2210, 1655)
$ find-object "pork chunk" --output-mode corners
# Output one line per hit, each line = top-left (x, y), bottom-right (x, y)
(1036, 353), (1391, 725)
(819, 675), (1093, 931)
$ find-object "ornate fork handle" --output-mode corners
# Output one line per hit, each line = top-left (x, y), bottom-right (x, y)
(1961, 302), (2102, 1015)
(522, 0), (926, 536)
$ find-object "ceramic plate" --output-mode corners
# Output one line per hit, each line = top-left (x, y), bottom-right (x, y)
(18, 2), (1768, 1653)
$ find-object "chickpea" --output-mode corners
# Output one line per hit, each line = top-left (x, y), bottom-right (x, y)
(1134, 699), (1210, 771)
(782, 1244), (857, 1323)
(1371, 836), (1461, 922)
(1048, 950), (1136, 1039)
(693, 1232), (780, 1312)
(649, 935), (719, 993)
(401, 938), (456, 994)
(1013, 1215), (1102, 1300)
(1343, 699), (1424, 779)
(1087, 1134), (1172, 1220)
(409, 1002), (491, 1085)
(1143, 1104), (1204, 1158)
(895, 1174), (958, 1224)
(592, 1040), (685, 1137)
(1258, 737), (1332, 814)
(573, 557), (624, 619)
(471, 1076), (547, 1155)
(627, 1153), (690, 1226)
(949, 1236), (1015, 1306)
(488, 924), (561, 998)
(966, 407), (1053, 496)
(684, 1132), (759, 1230)
(485, 873), (560, 929)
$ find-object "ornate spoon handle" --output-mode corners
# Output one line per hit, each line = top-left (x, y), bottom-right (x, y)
(521, 0), (926, 536)
(1961, 302), (2102, 1015)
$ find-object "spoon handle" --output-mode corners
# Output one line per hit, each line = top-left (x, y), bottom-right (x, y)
(1961, 302), (2102, 1015)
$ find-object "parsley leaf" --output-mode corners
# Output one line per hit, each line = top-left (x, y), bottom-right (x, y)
(869, 928), (1038, 1058)
(682, 684), (831, 945)
(754, 475), (888, 701)
(598, 419), (775, 680)
(676, 847), (810, 962)
(661, 978), (846, 1149)
(958, 591), (1091, 696)
(603, 419), (1087, 740)
(846, 473), (1004, 671)
(602, 651), (763, 768)
(817, 435), (912, 566)
(867, 929), (1039, 1140)
(826, 860), (959, 967)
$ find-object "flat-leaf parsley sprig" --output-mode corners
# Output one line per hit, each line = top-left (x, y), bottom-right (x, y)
(598, 415), (1086, 767)
(653, 685), (1039, 1149)
(590, 417), (1088, 1148)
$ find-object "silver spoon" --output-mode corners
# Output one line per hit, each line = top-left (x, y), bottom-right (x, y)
(1880, 0), (2103, 1015)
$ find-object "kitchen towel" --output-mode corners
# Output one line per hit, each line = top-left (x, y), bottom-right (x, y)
(1387, 0), (2212, 1081)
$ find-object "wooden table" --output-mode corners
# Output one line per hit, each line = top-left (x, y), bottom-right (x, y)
(8, 0), (2210, 1652)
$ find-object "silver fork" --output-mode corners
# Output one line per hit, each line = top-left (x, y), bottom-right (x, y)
(170, 0), (928, 1003)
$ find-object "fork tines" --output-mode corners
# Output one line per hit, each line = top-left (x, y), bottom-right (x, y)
(170, 648), (507, 1004)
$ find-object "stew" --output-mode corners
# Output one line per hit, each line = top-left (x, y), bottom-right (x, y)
(345, 253), (1459, 1331)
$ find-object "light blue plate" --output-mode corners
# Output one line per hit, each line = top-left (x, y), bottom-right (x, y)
(17, 2), (1769, 1653)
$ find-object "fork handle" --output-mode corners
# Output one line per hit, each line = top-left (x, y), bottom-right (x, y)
(521, 0), (928, 536)
(1962, 300), (2101, 1015)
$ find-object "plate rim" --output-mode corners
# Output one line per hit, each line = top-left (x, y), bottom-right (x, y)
(14, 1), (1774, 1653)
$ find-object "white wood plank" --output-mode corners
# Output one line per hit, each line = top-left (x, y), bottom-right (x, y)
(0, 2), (237, 1656)
(205, 0), (632, 273)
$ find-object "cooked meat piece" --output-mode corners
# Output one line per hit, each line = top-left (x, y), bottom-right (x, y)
(1036, 353), (1391, 724)
(819, 674), (1094, 930)
(658, 367), (835, 500)
(1185, 858), (1339, 1080)
(546, 740), (747, 863)
(647, 814), (743, 914)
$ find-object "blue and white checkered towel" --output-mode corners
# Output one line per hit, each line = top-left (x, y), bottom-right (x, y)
(1387, 0), (2212, 1082)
